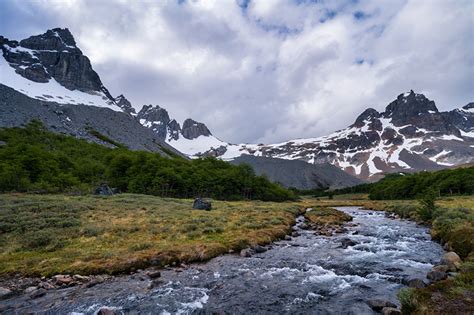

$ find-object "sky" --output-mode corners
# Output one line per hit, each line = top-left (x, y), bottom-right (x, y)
(1, 0), (473, 144)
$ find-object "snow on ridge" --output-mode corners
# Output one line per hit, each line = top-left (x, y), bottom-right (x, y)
(0, 52), (121, 111)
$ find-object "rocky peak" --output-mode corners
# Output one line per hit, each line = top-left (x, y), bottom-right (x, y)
(137, 105), (170, 123)
(167, 119), (181, 141)
(461, 102), (474, 113)
(115, 95), (135, 115)
(383, 90), (438, 123)
(181, 119), (212, 140)
(1, 27), (109, 95)
(352, 108), (380, 128)
(136, 105), (171, 140)
(20, 28), (77, 51)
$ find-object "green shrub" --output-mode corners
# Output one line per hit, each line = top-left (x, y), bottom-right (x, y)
(397, 287), (417, 314)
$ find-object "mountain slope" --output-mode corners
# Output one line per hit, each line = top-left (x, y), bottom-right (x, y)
(230, 155), (362, 190)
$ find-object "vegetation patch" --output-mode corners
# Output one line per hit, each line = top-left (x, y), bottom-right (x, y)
(0, 122), (295, 201)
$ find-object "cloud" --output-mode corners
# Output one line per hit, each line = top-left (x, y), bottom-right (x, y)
(1, 0), (473, 143)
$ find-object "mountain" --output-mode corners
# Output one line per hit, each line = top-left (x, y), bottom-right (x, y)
(0, 28), (182, 156)
(171, 91), (474, 181)
(2, 28), (472, 184)
(230, 155), (363, 190)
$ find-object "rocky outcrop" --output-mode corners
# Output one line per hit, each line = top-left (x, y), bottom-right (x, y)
(115, 95), (135, 115)
(181, 118), (212, 140)
(2, 28), (113, 99)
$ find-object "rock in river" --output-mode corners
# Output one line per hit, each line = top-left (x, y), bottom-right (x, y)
(367, 299), (397, 312)
(427, 270), (448, 282)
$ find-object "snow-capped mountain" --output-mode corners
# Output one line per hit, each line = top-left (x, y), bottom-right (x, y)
(0, 28), (122, 111)
(167, 91), (473, 181)
(0, 28), (181, 156)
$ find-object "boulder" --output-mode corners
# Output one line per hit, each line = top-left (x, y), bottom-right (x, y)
(94, 184), (114, 196)
(0, 287), (12, 299)
(73, 274), (90, 282)
(367, 299), (397, 312)
(240, 248), (253, 257)
(341, 238), (357, 249)
(193, 198), (212, 211)
(407, 278), (426, 288)
(284, 235), (292, 241)
(24, 286), (37, 293)
(440, 252), (462, 271)
(427, 270), (448, 282)
(382, 307), (401, 315)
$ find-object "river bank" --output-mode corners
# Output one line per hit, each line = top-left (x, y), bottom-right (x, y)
(1, 206), (446, 314)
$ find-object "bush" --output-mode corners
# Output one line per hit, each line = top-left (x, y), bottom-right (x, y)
(397, 287), (417, 314)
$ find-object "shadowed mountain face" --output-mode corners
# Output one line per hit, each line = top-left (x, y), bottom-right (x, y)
(230, 155), (363, 190)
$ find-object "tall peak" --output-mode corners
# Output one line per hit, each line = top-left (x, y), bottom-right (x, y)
(19, 27), (77, 51)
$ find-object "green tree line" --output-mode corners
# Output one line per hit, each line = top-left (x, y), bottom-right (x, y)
(0, 121), (295, 201)
(326, 168), (474, 200)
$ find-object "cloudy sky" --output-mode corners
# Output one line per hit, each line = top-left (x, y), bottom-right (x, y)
(1, 0), (473, 143)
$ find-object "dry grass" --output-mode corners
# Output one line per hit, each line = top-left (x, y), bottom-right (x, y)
(304, 207), (352, 226)
(0, 193), (302, 276)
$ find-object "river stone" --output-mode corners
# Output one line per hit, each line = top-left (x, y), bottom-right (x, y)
(382, 307), (401, 315)
(367, 299), (397, 312)
(240, 248), (253, 257)
(284, 235), (292, 241)
(252, 245), (267, 253)
(440, 252), (462, 271)
(0, 287), (12, 299)
(341, 238), (357, 249)
(432, 265), (449, 273)
(147, 270), (161, 279)
(427, 270), (448, 282)
(53, 274), (73, 285)
(29, 288), (47, 299)
(407, 278), (426, 288)
(24, 286), (37, 294)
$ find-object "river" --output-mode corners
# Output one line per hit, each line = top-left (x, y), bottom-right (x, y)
(2, 207), (444, 314)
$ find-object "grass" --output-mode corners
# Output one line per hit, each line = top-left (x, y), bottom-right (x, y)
(0, 193), (302, 276)
(304, 207), (352, 226)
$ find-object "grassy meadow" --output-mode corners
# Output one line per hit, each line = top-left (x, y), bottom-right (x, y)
(0, 193), (302, 276)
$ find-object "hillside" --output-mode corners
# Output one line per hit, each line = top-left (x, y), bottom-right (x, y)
(230, 155), (362, 190)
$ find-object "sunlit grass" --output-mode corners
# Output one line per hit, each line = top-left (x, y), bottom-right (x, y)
(0, 193), (302, 276)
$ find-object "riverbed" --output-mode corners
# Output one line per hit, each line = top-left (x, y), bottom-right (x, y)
(1, 207), (444, 314)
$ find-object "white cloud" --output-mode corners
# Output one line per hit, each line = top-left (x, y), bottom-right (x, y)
(1, 0), (473, 143)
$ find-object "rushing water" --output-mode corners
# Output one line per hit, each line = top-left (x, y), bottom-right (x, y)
(2, 207), (444, 314)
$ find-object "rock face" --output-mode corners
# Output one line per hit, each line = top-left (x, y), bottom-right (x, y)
(181, 119), (212, 140)
(115, 95), (135, 115)
(2, 28), (113, 98)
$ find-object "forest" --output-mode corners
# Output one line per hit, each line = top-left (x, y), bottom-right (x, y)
(0, 121), (295, 201)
